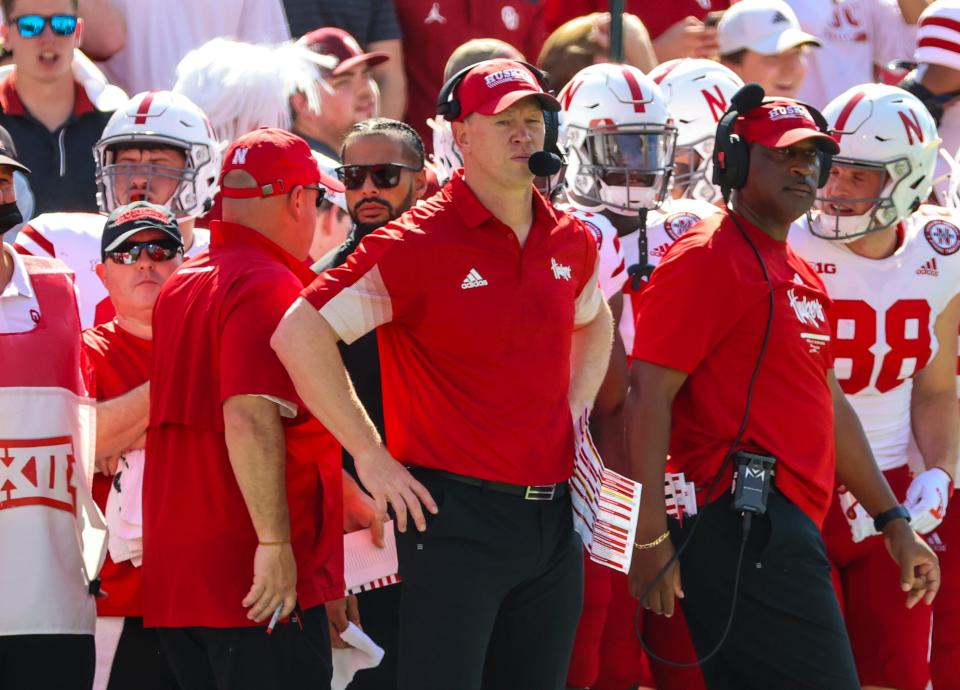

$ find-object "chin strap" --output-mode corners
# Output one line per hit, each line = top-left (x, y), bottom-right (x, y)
(627, 208), (651, 291)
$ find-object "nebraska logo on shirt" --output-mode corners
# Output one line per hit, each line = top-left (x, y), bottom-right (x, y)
(484, 68), (535, 90)
(788, 288), (825, 327)
(663, 212), (701, 240)
(0, 436), (77, 513)
(551, 257), (572, 281)
(924, 220), (960, 256)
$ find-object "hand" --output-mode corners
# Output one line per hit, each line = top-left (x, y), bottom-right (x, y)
(344, 486), (386, 548)
(242, 543), (297, 622)
(883, 519), (940, 608)
(127, 433), (146, 451)
(96, 453), (121, 476)
(325, 595), (361, 649)
(354, 447), (437, 533)
(905, 468), (952, 535)
(652, 16), (719, 61)
(628, 531), (683, 617)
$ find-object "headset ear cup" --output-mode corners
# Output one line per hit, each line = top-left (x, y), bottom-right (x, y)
(727, 136), (749, 190)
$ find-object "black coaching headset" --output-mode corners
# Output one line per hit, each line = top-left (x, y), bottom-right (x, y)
(712, 82), (833, 200)
(435, 60), (564, 177)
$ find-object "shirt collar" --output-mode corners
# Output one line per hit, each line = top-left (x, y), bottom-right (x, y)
(0, 71), (96, 117)
(1, 241), (34, 300)
(449, 169), (559, 231)
(209, 221), (318, 285)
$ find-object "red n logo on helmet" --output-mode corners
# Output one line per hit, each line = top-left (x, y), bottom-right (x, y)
(560, 80), (582, 111)
(898, 109), (924, 145)
(621, 68), (646, 113)
(701, 86), (728, 123)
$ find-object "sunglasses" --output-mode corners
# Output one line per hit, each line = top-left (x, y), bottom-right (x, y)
(301, 185), (327, 208)
(336, 163), (421, 190)
(11, 14), (78, 38)
(105, 240), (182, 265)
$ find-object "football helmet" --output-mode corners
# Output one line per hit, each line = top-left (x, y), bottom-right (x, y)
(95, 91), (220, 219)
(558, 63), (677, 215)
(427, 115), (463, 187)
(648, 58), (743, 204)
(816, 84), (940, 241)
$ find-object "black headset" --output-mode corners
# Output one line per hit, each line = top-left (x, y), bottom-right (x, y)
(435, 60), (563, 177)
(712, 83), (833, 197)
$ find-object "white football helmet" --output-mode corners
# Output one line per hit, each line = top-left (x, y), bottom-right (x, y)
(558, 63), (677, 215)
(649, 58), (743, 204)
(427, 115), (463, 187)
(95, 91), (220, 219)
(816, 84), (941, 241)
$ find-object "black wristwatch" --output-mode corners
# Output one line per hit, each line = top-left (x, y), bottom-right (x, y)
(873, 504), (911, 533)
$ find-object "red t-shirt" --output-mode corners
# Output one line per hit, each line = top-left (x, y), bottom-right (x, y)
(631, 212), (836, 526)
(394, 0), (546, 151)
(302, 171), (602, 485)
(144, 222), (344, 628)
(543, 0), (731, 39)
(82, 320), (150, 618)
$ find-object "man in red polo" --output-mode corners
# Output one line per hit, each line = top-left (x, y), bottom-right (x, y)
(273, 59), (614, 689)
(144, 127), (347, 689)
(627, 95), (940, 689)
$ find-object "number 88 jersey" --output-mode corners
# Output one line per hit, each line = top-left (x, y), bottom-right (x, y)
(789, 205), (960, 471)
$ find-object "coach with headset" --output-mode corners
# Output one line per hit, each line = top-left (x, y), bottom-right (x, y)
(625, 85), (941, 689)
(272, 59), (614, 689)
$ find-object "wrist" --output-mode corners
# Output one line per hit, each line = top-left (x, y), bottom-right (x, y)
(874, 504), (911, 534)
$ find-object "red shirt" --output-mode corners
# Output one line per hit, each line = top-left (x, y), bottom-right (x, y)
(82, 320), (150, 618)
(302, 171), (601, 485)
(394, 0), (546, 151)
(145, 222), (344, 628)
(543, 0), (730, 39)
(631, 212), (836, 526)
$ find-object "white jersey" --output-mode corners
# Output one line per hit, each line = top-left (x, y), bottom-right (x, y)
(13, 212), (211, 329)
(620, 198), (720, 355)
(791, 0), (916, 109)
(789, 206), (960, 471)
(556, 204), (627, 301)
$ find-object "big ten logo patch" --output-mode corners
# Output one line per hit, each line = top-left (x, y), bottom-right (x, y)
(0, 436), (77, 513)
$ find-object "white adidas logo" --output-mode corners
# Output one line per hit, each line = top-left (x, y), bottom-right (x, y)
(461, 268), (488, 289)
(916, 258), (939, 277)
(928, 531), (946, 553)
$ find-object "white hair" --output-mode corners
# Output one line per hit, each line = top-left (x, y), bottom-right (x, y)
(172, 38), (335, 148)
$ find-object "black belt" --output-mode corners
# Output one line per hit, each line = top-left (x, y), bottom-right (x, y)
(430, 469), (569, 501)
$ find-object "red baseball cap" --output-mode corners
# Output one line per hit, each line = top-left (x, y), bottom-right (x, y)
(299, 27), (389, 75)
(452, 59), (561, 122)
(736, 100), (840, 153)
(219, 127), (344, 199)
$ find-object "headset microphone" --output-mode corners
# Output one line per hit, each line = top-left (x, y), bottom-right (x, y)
(730, 82), (765, 114)
(528, 150), (562, 176)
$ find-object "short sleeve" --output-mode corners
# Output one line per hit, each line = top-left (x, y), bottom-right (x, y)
(368, 0), (403, 43)
(631, 240), (741, 374)
(302, 224), (417, 344)
(219, 267), (302, 411)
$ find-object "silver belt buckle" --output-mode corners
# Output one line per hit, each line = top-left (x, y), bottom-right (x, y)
(524, 484), (556, 501)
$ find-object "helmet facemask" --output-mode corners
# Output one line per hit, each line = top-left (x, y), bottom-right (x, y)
(672, 135), (722, 204)
(814, 158), (910, 242)
(566, 122), (677, 215)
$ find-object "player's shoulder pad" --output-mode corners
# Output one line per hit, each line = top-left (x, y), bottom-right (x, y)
(19, 253), (74, 276)
(562, 206), (616, 249)
(908, 204), (960, 258)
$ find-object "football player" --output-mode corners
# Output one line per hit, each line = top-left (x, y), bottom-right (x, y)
(12, 90), (220, 327)
(789, 83), (960, 690)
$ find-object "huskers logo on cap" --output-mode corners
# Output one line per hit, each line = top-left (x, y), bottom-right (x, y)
(768, 104), (810, 121)
(483, 68), (535, 89)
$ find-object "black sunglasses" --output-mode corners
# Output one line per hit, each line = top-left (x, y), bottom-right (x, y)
(301, 185), (328, 208)
(335, 163), (421, 190)
(105, 240), (183, 265)
(11, 14), (78, 38)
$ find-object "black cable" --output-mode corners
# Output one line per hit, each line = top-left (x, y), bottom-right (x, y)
(633, 204), (775, 668)
(627, 208), (650, 291)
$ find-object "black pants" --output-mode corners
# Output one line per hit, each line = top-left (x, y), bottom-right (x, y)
(348, 583), (400, 689)
(155, 604), (332, 690)
(0, 633), (94, 690)
(107, 617), (178, 690)
(396, 470), (584, 690)
(671, 491), (860, 690)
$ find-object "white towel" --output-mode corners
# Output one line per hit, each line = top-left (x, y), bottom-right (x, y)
(331, 622), (385, 690)
(106, 449), (145, 567)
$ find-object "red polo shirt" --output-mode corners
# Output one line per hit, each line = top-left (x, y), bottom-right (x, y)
(543, 0), (731, 39)
(394, 0), (546, 151)
(631, 211), (836, 526)
(82, 320), (151, 618)
(144, 222), (344, 628)
(303, 171), (601, 485)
